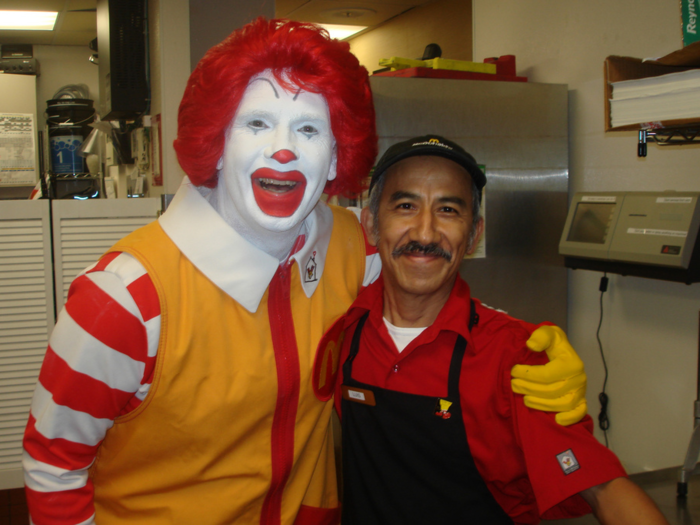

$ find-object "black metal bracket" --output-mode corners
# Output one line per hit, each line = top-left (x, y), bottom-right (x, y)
(638, 128), (700, 157)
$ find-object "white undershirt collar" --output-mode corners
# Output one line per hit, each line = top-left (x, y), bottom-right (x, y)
(383, 317), (427, 353)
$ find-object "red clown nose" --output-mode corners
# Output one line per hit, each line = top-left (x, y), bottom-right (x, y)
(272, 149), (297, 164)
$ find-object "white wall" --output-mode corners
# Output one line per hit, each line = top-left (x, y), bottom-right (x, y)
(474, 0), (700, 474)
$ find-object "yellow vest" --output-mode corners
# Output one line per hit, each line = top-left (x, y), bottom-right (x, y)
(90, 206), (365, 525)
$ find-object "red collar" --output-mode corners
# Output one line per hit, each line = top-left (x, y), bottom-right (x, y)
(345, 274), (477, 352)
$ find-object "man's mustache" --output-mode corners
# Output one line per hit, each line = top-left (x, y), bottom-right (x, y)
(392, 241), (452, 262)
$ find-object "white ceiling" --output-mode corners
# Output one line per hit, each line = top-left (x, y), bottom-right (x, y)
(0, 0), (97, 47)
(276, 0), (432, 32)
(0, 0), (434, 48)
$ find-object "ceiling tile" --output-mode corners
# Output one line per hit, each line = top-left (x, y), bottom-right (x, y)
(275, 0), (310, 18)
(58, 11), (96, 32)
(66, 0), (97, 10)
(51, 30), (96, 46)
(1, 0), (66, 9)
(283, 1), (415, 27)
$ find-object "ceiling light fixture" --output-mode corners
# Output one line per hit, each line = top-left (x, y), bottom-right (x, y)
(0, 11), (58, 31)
(318, 23), (367, 40)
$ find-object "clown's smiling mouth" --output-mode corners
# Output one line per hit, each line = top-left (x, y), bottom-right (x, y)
(251, 168), (307, 217)
(256, 178), (299, 193)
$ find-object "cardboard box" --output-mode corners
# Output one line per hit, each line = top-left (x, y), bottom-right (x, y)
(604, 41), (700, 131)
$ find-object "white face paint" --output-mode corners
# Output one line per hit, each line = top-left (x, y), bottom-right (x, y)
(218, 70), (337, 236)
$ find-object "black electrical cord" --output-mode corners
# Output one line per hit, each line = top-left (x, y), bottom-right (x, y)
(596, 274), (610, 447)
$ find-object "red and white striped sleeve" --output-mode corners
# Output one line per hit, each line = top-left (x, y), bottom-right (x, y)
(23, 252), (161, 525)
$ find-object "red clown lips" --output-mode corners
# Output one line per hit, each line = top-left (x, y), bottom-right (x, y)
(251, 168), (308, 217)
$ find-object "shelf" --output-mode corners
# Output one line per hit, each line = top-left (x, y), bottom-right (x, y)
(604, 41), (700, 133)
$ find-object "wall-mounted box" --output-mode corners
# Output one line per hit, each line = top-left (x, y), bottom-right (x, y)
(560, 191), (700, 283)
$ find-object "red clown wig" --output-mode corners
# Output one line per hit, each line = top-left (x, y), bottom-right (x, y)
(174, 17), (378, 197)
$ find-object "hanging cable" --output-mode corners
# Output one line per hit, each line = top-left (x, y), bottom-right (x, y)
(596, 273), (610, 447)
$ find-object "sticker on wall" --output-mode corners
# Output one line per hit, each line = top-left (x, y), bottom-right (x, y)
(0, 113), (38, 186)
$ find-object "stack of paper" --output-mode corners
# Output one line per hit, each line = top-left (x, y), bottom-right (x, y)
(610, 69), (700, 127)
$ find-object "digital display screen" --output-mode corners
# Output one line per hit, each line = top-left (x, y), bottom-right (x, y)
(567, 202), (615, 244)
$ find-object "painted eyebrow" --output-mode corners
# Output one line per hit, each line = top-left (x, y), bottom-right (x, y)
(248, 78), (304, 101)
(249, 77), (279, 98)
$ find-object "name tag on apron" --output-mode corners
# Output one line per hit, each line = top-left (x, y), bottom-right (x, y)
(342, 385), (376, 406)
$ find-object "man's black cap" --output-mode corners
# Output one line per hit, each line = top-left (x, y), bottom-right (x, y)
(368, 135), (486, 202)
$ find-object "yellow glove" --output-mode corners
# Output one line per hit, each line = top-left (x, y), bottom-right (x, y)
(511, 325), (587, 426)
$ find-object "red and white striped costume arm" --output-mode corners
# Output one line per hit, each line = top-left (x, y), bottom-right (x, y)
(23, 252), (161, 525)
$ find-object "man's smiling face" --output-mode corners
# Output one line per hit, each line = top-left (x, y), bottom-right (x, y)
(364, 155), (483, 301)
(219, 70), (337, 234)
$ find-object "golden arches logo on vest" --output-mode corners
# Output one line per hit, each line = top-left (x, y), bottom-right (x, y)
(313, 315), (345, 401)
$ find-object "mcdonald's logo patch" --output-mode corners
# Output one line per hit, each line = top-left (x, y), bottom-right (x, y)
(556, 449), (580, 475)
(312, 315), (346, 401)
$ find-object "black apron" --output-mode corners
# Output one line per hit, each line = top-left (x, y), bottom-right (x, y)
(340, 304), (513, 525)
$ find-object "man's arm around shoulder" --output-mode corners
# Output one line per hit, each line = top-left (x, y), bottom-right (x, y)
(580, 477), (669, 525)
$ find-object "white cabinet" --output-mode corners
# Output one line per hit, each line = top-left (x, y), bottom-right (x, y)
(0, 201), (53, 489)
(0, 198), (160, 489)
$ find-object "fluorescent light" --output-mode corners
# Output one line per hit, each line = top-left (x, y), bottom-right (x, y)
(0, 11), (58, 31)
(318, 24), (367, 40)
